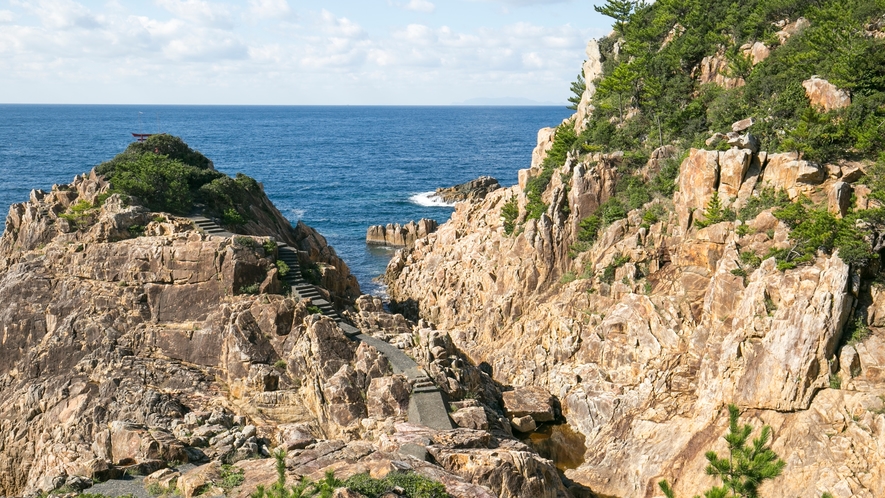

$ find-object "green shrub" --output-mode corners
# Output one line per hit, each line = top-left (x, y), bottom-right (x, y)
(845, 317), (871, 345)
(773, 201), (876, 268)
(274, 359), (288, 369)
(59, 199), (97, 230)
(601, 253), (630, 284)
(239, 283), (260, 295)
(344, 471), (449, 498)
(220, 464), (246, 491)
(737, 188), (791, 221)
(306, 305), (322, 315)
(575, 0), (885, 165)
(234, 236), (257, 249)
(829, 373), (842, 389)
(263, 239), (278, 254)
(276, 260), (290, 277)
(560, 272), (577, 284)
(250, 449), (336, 498)
(501, 196), (519, 235)
(301, 262), (322, 285)
(650, 158), (680, 197)
(103, 153), (203, 214)
(525, 124), (578, 221)
(223, 208), (247, 226)
(95, 135), (266, 220)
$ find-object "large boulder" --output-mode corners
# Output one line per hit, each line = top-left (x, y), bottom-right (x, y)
(803, 76), (851, 112)
(674, 149), (720, 229)
(502, 386), (558, 423)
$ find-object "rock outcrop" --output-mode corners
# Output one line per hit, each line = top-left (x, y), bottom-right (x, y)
(574, 39), (605, 133)
(386, 126), (885, 497)
(803, 76), (852, 112)
(433, 176), (501, 204)
(0, 158), (573, 497)
(366, 219), (439, 247)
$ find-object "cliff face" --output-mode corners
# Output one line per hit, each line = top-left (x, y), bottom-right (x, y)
(0, 162), (577, 497)
(0, 170), (361, 493)
(387, 137), (885, 496)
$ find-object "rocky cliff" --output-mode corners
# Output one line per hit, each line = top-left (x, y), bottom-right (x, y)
(385, 2), (885, 496)
(0, 145), (578, 498)
(387, 132), (885, 498)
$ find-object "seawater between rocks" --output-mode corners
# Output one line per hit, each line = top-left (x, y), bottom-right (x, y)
(0, 105), (572, 295)
(521, 422), (587, 472)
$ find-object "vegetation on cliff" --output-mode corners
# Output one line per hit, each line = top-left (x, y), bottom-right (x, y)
(586, 0), (885, 161)
(96, 134), (258, 225)
(549, 0), (885, 272)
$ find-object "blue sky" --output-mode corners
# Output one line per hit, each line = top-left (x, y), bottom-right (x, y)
(0, 1), (612, 104)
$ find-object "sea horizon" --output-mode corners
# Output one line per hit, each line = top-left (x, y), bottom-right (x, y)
(0, 104), (573, 294)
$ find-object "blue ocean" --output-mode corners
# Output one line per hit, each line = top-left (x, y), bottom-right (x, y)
(0, 105), (571, 294)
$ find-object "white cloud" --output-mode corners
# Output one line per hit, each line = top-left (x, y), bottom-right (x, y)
(391, 0), (436, 13)
(153, 0), (233, 28)
(249, 0), (290, 20)
(0, 2), (596, 104)
(12, 0), (101, 29)
(471, 0), (572, 5)
(318, 9), (366, 39)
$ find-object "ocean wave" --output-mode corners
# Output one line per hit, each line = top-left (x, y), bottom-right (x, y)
(289, 208), (306, 219)
(409, 191), (456, 208)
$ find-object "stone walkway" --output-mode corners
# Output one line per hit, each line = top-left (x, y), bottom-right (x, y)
(187, 216), (453, 430)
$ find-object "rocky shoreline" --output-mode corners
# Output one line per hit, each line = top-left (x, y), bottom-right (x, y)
(0, 138), (579, 498)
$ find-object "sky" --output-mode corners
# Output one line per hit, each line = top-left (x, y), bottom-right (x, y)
(0, 0), (613, 105)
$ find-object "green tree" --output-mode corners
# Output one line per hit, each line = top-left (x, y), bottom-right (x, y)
(596, 62), (640, 121)
(695, 192), (735, 228)
(659, 404), (785, 498)
(567, 72), (587, 110)
(594, 0), (636, 35)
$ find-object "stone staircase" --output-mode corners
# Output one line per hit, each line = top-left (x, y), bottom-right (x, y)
(275, 243), (360, 335)
(190, 216), (234, 237)
(186, 215), (453, 431)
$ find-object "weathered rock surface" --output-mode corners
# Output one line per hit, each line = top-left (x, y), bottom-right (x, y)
(0, 167), (570, 497)
(803, 76), (852, 112)
(366, 219), (438, 247)
(386, 130), (885, 497)
(433, 176), (501, 203)
(574, 39), (605, 133)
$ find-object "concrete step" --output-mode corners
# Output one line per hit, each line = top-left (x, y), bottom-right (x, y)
(339, 323), (360, 335)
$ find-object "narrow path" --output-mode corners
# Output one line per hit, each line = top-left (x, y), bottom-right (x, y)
(187, 216), (453, 431)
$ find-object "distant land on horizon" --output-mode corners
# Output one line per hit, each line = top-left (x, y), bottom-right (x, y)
(451, 97), (563, 106)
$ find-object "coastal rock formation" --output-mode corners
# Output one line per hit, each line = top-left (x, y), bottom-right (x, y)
(574, 39), (604, 133)
(433, 176), (502, 204)
(386, 135), (885, 497)
(366, 219), (439, 247)
(0, 152), (572, 497)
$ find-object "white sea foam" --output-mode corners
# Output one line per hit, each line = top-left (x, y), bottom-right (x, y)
(409, 191), (456, 207)
(289, 208), (306, 219)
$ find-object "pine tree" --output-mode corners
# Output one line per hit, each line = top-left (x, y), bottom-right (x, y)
(567, 72), (586, 110)
(593, 0), (636, 35)
(659, 404), (786, 498)
(695, 192), (734, 228)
